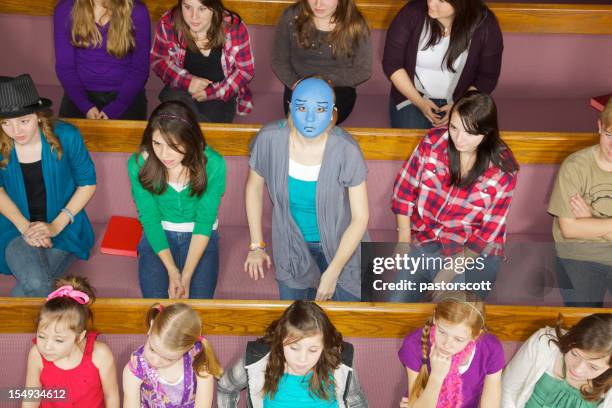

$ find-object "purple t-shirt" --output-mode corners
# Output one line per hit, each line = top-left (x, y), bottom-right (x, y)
(398, 327), (505, 408)
(53, 0), (151, 118)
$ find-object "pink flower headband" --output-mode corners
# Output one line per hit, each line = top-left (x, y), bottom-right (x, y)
(46, 285), (90, 305)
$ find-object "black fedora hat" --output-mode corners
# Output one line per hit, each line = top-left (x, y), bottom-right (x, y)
(0, 74), (52, 119)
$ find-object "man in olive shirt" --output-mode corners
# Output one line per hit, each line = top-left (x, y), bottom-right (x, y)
(548, 99), (612, 307)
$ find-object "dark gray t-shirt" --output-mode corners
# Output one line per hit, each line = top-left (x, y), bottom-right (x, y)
(271, 5), (372, 88)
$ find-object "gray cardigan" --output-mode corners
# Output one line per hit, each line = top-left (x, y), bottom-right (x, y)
(250, 121), (368, 298)
(271, 5), (372, 88)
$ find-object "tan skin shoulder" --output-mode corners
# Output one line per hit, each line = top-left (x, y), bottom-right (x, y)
(27, 344), (43, 370)
(91, 341), (114, 369)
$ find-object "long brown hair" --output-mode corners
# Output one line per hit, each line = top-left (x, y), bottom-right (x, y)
(550, 313), (612, 402)
(447, 91), (519, 188)
(0, 109), (62, 168)
(173, 0), (241, 52)
(146, 302), (223, 378)
(262, 301), (343, 400)
(70, 0), (135, 58)
(409, 294), (486, 404)
(294, 0), (369, 59)
(137, 101), (208, 197)
(422, 0), (492, 72)
(37, 275), (96, 336)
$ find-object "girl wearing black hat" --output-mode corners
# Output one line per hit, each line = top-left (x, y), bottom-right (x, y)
(0, 74), (97, 297)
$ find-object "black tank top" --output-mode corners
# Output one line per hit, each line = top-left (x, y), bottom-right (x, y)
(184, 47), (225, 83)
(20, 160), (47, 222)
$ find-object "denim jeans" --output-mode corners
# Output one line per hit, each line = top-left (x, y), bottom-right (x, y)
(138, 230), (219, 299)
(6, 236), (75, 297)
(159, 85), (236, 123)
(277, 242), (360, 301)
(388, 242), (500, 302)
(389, 97), (447, 129)
(556, 256), (612, 307)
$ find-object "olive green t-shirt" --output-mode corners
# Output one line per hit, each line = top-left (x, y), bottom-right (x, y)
(547, 145), (612, 266)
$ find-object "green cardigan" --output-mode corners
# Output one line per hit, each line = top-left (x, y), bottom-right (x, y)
(127, 146), (226, 253)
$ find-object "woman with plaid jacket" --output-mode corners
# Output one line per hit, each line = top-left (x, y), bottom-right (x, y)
(390, 91), (518, 302)
(151, 0), (254, 123)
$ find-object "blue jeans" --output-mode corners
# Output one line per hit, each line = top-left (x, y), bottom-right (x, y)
(138, 230), (219, 299)
(388, 242), (500, 302)
(6, 236), (75, 297)
(389, 97), (447, 129)
(277, 242), (360, 302)
(556, 257), (612, 307)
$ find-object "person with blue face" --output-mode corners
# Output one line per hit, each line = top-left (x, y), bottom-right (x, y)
(290, 77), (335, 138)
(243, 77), (369, 302)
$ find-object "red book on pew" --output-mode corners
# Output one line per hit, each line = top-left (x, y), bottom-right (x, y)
(590, 93), (610, 112)
(100, 216), (142, 257)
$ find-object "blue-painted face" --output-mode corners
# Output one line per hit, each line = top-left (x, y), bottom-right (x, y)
(290, 78), (335, 138)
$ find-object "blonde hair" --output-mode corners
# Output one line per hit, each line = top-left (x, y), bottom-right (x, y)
(70, 0), (135, 59)
(0, 109), (62, 168)
(37, 275), (95, 336)
(601, 98), (612, 129)
(409, 293), (486, 404)
(146, 303), (223, 378)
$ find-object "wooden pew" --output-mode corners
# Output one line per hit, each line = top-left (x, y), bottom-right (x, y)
(0, 298), (605, 341)
(70, 118), (598, 164)
(1, 0), (611, 34)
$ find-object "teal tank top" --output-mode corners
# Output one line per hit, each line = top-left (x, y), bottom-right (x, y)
(288, 158), (320, 242)
(263, 372), (338, 408)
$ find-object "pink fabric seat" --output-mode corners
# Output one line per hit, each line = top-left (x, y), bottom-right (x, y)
(0, 153), (610, 305)
(0, 332), (523, 407)
(0, 15), (608, 131)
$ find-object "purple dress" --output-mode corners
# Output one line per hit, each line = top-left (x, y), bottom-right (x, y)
(398, 327), (505, 408)
(128, 342), (202, 408)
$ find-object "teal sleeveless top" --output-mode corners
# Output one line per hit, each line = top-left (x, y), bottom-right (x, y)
(263, 372), (338, 408)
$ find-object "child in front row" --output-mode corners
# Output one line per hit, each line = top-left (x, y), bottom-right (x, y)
(23, 276), (119, 408)
(123, 302), (223, 408)
(398, 293), (504, 408)
(217, 300), (368, 407)
(502, 313), (611, 408)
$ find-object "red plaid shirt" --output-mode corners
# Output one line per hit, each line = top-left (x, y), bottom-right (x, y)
(391, 127), (517, 257)
(150, 10), (255, 115)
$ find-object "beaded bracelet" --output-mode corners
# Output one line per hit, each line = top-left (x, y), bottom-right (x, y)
(60, 208), (75, 224)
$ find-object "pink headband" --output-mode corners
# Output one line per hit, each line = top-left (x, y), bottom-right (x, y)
(46, 285), (90, 305)
(158, 113), (191, 126)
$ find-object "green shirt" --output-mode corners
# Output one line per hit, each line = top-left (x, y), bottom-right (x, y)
(526, 373), (600, 408)
(127, 146), (226, 253)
